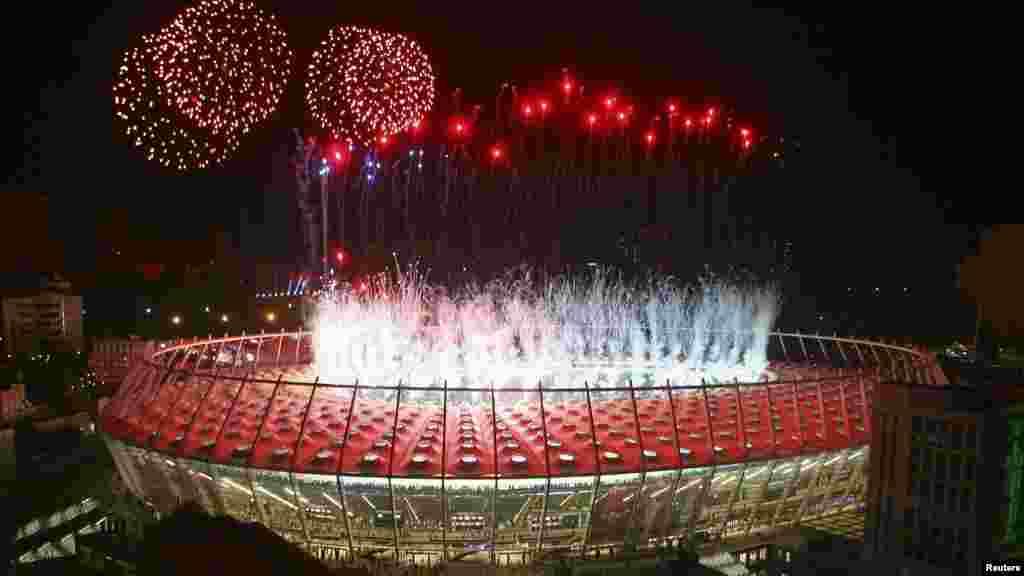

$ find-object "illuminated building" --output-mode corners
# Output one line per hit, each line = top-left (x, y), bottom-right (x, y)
(98, 331), (940, 565)
(865, 371), (1024, 574)
(1, 274), (82, 355)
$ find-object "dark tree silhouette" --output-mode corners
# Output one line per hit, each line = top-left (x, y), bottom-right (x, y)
(138, 502), (368, 576)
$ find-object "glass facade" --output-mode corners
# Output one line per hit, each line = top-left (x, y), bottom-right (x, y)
(100, 331), (933, 564)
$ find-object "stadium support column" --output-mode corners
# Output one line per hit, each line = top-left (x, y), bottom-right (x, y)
(536, 382), (552, 557)
(841, 450), (866, 507)
(735, 379), (747, 457)
(490, 389), (499, 565)
(770, 458), (802, 528)
(583, 380), (601, 549)
(291, 377), (319, 546)
(742, 460), (779, 537)
(821, 449), (851, 512)
(663, 381), (685, 538)
(249, 375), (284, 526)
(627, 378), (647, 529)
(858, 372), (871, 435)
(387, 384), (402, 563)
(838, 369), (853, 440)
(793, 376), (806, 451)
(441, 380), (449, 562)
(793, 455), (825, 526)
(701, 380), (716, 462)
(718, 463), (748, 541)
(686, 465), (715, 541)
(338, 385), (359, 557)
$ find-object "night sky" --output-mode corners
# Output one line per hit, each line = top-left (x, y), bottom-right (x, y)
(9, 3), (965, 293)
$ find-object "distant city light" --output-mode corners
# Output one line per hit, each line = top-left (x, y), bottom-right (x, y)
(145, 307), (152, 315)
(266, 312), (276, 322)
(171, 315), (181, 325)
(221, 314), (229, 323)
(204, 306), (210, 313)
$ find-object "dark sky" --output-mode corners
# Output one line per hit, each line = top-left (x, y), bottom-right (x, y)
(8, 2), (959, 285)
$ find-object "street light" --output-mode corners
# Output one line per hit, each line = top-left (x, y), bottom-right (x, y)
(171, 315), (181, 326)
(266, 312), (276, 323)
(220, 314), (229, 324)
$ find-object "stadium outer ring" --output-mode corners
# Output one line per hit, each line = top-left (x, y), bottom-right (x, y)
(99, 331), (940, 565)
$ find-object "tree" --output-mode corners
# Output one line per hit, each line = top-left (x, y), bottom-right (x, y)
(17, 339), (92, 414)
(139, 502), (343, 576)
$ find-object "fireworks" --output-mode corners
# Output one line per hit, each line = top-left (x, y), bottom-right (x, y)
(113, 0), (292, 171)
(314, 267), (780, 390)
(306, 26), (435, 147)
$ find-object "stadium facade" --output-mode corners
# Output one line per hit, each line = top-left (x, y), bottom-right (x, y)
(99, 331), (944, 565)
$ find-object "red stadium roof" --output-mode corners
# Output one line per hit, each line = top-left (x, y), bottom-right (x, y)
(101, 332), (941, 478)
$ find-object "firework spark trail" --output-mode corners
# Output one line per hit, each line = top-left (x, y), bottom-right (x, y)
(306, 26), (435, 147)
(315, 267), (780, 395)
(113, 0), (292, 171)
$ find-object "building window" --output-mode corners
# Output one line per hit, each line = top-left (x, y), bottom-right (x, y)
(965, 455), (976, 482)
(951, 423), (963, 449)
(960, 488), (971, 513)
(912, 416), (923, 433)
(935, 483), (945, 506)
(904, 507), (915, 529)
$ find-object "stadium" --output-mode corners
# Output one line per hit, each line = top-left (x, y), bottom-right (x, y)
(98, 275), (948, 567)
